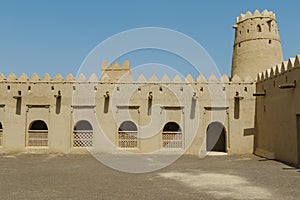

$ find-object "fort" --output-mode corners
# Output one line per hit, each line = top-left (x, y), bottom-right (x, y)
(0, 10), (299, 167)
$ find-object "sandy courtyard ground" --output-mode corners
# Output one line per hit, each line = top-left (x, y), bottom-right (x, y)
(0, 153), (299, 200)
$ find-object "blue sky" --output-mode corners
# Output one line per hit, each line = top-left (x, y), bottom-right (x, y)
(0, 0), (299, 79)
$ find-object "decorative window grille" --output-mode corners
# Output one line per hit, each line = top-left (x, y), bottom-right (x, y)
(162, 131), (182, 148)
(73, 130), (93, 147)
(118, 121), (138, 148)
(73, 120), (93, 148)
(28, 130), (48, 147)
(162, 122), (183, 148)
(27, 120), (48, 147)
(118, 131), (137, 148)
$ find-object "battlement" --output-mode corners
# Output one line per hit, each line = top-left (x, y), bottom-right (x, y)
(257, 54), (300, 82)
(102, 60), (130, 71)
(233, 9), (280, 44)
(0, 62), (254, 84)
(236, 9), (276, 24)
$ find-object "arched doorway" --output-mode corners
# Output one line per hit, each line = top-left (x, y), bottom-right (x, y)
(162, 122), (182, 148)
(206, 122), (226, 152)
(73, 120), (93, 147)
(28, 120), (48, 147)
(118, 121), (138, 148)
(0, 122), (3, 146)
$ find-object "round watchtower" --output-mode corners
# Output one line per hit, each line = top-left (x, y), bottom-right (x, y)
(231, 10), (283, 80)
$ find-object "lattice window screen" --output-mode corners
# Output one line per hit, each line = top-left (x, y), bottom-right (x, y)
(28, 130), (48, 147)
(73, 130), (93, 147)
(162, 131), (182, 148)
(118, 131), (138, 148)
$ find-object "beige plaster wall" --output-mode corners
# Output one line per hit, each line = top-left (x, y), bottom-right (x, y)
(255, 55), (300, 166)
(0, 69), (255, 156)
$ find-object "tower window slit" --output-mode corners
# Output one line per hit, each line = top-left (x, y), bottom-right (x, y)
(257, 25), (262, 32)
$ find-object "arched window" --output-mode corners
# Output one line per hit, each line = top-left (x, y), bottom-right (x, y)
(257, 24), (262, 32)
(27, 120), (48, 147)
(74, 120), (93, 131)
(206, 122), (226, 152)
(162, 122), (182, 148)
(267, 20), (272, 32)
(118, 121), (138, 148)
(29, 120), (48, 130)
(0, 122), (3, 146)
(73, 120), (93, 147)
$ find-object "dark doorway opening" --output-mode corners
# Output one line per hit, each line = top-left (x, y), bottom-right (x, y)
(206, 122), (226, 152)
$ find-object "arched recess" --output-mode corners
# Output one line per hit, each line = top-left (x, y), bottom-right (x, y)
(118, 121), (138, 148)
(206, 122), (226, 152)
(162, 122), (182, 148)
(27, 120), (48, 147)
(0, 122), (3, 146)
(73, 120), (93, 147)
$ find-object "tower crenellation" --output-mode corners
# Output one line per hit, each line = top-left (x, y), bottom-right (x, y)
(235, 10), (276, 24)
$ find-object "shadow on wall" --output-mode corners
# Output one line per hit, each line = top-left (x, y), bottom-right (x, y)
(16, 98), (21, 115)
(56, 96), (61, 114)
(190, 98), (196, 119)
(104, 97), (109, 114)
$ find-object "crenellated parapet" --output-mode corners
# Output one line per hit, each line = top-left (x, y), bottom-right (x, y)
(0, 73), (254, 85)
(235, 9), (276, 24)
(257, 54), (300, 82)
(233, 9), (280, 45)
(102, 60), (130, 71)
(0, 61), (255, 84)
